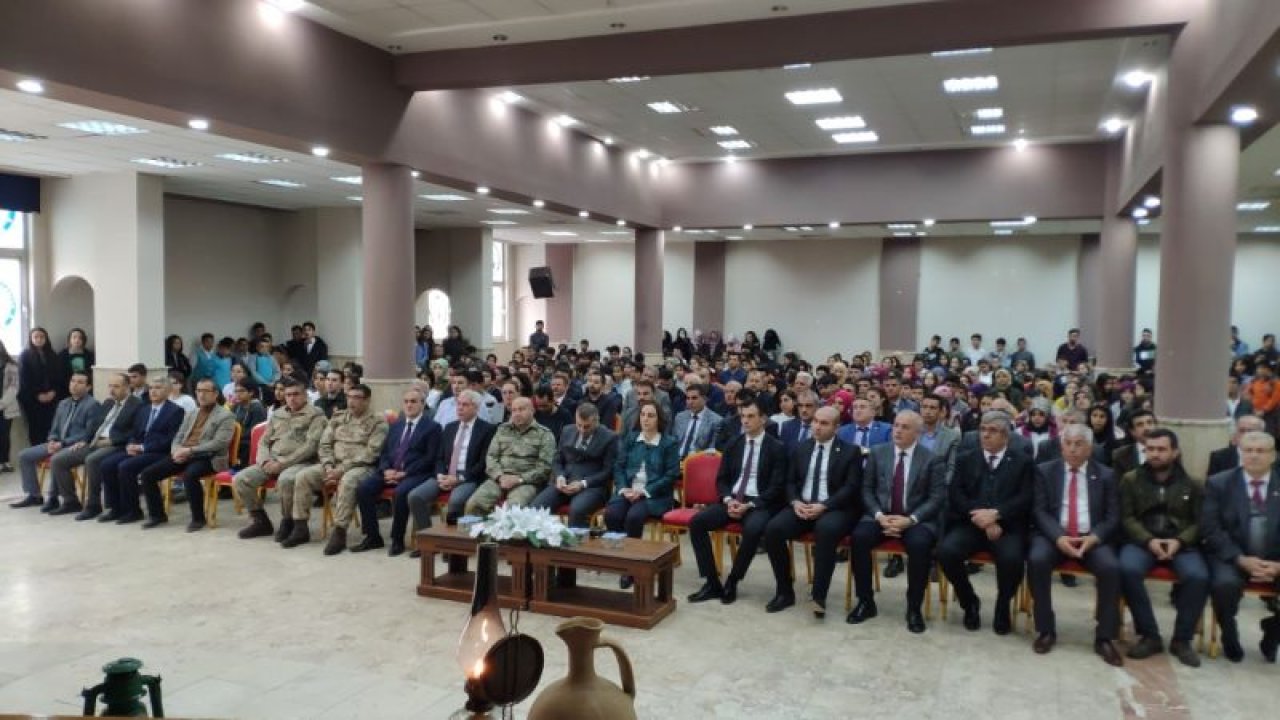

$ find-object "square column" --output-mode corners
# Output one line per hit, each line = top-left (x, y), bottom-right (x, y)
(634, 229), (665, 357)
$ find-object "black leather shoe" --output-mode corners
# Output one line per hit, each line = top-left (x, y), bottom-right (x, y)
(1060, 574), (1078, 588)
(883, 555), (905, 578)
(115, 512), (143, 525)
(1221, 622), (1244, 663)
(350, 536), (386, 553)
(1033, 632), (1056, 654)
(49, 502), (83, 516)
(39, 499), (60, 513)
(9, 495), (41, 509)
(409, 549), (422, 559)
(846, 599), (878, 624)
(141, 515), (168, 529)
(619, 575), (635, 590)
(962, 598), (981, 631)
(993, 605), (1012, 636)
(765, 594), (795, 613)
(687, 582), (723, 603)
(1095, 639), (1124, 667)
(720, 580), (738, 605)
(75, 505), (102, 521)
(906, 608), (926, 634)
(388, 541), (406, 557)
(1127, 635), (1164, 659)
(1169, 640), (1201, 668)
(97, 510), (121, 523)
(1259, 615), (1279, 663)
(966, 562), (984, 575)
(186, 519), (206, 533)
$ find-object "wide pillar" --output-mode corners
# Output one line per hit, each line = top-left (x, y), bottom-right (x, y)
(361, 163), (416, 411)
(1094, 140), (1139, 372)
(311, 207), (363, 366)
(1076, 233), (1102, 357)
(544, 244), (574, 346)
(691, 241), (726, 337)
(634, 229), (664, 358)
(878, 237), (920, 356)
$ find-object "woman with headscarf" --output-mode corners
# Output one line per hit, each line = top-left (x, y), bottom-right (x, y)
(1018, 398), (1057, 460)
(828, 388), (854, 426)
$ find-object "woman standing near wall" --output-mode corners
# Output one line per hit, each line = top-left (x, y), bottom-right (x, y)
(165, 334), (193, 382)
(18, 327), (63, 445)
(59, 328), (94, 394)
(0, 341), (18, 472)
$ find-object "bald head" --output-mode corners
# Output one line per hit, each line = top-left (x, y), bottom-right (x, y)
(811, 406), (839, 442)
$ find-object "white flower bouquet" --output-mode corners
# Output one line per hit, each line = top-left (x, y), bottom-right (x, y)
(467, 505), (580, 548)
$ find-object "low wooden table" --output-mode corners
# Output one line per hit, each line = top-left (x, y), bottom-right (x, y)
(528, 537), (680, 629)
(415, 526), (530, 609)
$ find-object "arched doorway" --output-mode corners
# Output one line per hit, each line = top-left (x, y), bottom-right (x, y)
(44, 275), (94, 355)
(415, 288), (451, 339)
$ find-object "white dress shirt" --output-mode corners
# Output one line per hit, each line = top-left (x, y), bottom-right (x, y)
(724, 432), (765, 503)
(801, 439), (834, 504)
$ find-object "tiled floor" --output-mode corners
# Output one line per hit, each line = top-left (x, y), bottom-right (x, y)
(0, 472), (1275, 719)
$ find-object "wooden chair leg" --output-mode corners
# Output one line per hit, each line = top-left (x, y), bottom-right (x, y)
(845, 559), (854, 613)
(206, 481), (219, 528)
(72, 468), (85, 505)
(804, 543), (815, 585)
(872, 552), (881, 593)
(938, 565), (950, 621)
(161, 479), (172, 516)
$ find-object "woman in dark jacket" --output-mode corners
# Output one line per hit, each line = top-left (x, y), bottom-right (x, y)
(58, 327), (94, 394)
(672, 328), (694, 361)
(165, 334), (192, 382)
(442, 325), (468, 364)
(19, 327), (64, 444)
(605, 398), (679, 588)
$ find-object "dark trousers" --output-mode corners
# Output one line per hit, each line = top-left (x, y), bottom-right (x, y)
(938, 523), (1026, 607)
(604, 496), (659, 538)
(1119, 545), (1210, 644)
(1206, 557), (1279, 634)
(0, 414), (10, 463)
(764, 508), (853, 604)
(689, 502), (774, 585)
(1027, 536), (1120, 639)
(23, 401), (54, 446)
(357, 472), (430, 544)
(851, 520), (936, 609)
(137, 456), (216, 520)
(101, 451), (167, 516)
(531, 484), (609, 528)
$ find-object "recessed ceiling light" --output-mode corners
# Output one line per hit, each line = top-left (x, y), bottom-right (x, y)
(1012, 138), (1029, 152)
(480, 220), (517, 226)
(1238, 201), (1271, 211)
(970, 123), (1006, 135)
(553, 115), (578, 127)
(16, 79), (44, 94)
(57, 120), (147, 135)
(743, 224), (753, 230)
(542, 231), (577, 237)
(633, 149), (651, 159)
(607, 76), (649, 83)
(923, 218), (936, 227)
(786, 88), (843, 105)
(915, 231), (928, 237)
(943, 76), (999, 93)
(994, 229), (1013, 235)
(723, 155), (738, 163)
(784, 226), (799, 232)
(1255, 226), (1280, 233)
(931, 47), (993, 58)
(892, 232), (913, 237)
(601, 137), (615, 146)
(800, 225), (812, 231)
(132, 157), (203, 169)
(832, 130), (879, 144)
(346, 195), (362, 202)
(709, 126), (739, 136)
(727, 235), (744, 240)
(815, 116), (866, 130)
(217, 151), (289, 164)
(269, 0), (306, 10)
(256, 179), (305, 188)
(648, 101), (688, 114)
(476, 186), (490, 194)
(1101, 117), (1126, 134)
(973, 107), (1004, 120)
(420, 194), (468, 201)
(990, 217), (1037, 227)
(578, 210), (590, 218)
(187, 118), (209, 131)
(1143, 196), (1161, 209)
(411, 170), (420, 178)
(1136, 218), (1151, 226)
(488, 208), (529, 215)
(532, 199), (545, 208)
(331, 175), (362, 185)
(1230, 106), (1259, 126)
(783, 63), (812, 70)
(828, 221), (840, 229)
(1122, 70), (1154, 89)
(616, 219), (626, 226)
(311, 146), (330, 157)
(1132, 207), (1149, 218)
(887, 223), (918, 230)
(718, 139), (753, 150)
(602, 230), (631, 235)
(497, 91), (524, 104)
(0, 129), (46, 142)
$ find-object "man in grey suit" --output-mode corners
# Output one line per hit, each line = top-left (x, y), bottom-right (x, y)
(919, 393), (960, 483)
(670, 383), (721, 460)
(850, 410), (946, 632)
(531, 402), (617, 528)
(1202, 430), (1280, 663)
(619, 379), (669, 435)
(71, 374), (143, 520)
(11, 370), (99, 511)
(1026, 424), (1123, 666)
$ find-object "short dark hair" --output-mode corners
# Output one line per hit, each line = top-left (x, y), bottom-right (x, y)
(303, 322), (316, 330)
(69, 370), (92, 385)
(534, 385), (554, 400)
(465, 369), (484, 385)
(127, 363), (147, 375)
(921, 392), (950, 412)
(1069, 328), (1081, 335)
(971, 333), (982, 340)
(1127, 408), (1156, 428)
(738, 396), (768, 418)
(201, 333), (214, 341)
(281, 377), (306, 391)
(348, 383), (371, 398)
(1144, 427), (1179, 450)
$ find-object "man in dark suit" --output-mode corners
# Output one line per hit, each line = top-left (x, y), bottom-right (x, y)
(12, 371), (99, 511)
(762, 406), (860, 617)
(1227, 374), (1254, 423)
(670, 383), (722, 460)
(1112, 409), (1157, 477)
(296, 321), (329, 378)
(713, 388), (779, 451)
(534, 386), (573, 438)
(531, 402), (618, 528)
(687, 398), (786, 605)
(406, 390), (497, 546)
(938, 410), (1035, 635)
(620, 379), (668, 435)
(353, 388), (442, 555)
(778, 390), (819, 453)
(580, 370), (620, 431)
(1027, 425), (1123, 665)
(850, 410), (946, 632)
(72, 373), (143, 520)
(1207, 415), (1266, 478)
(97, 378), (184, 524)
(1202, 430), (1280, 663)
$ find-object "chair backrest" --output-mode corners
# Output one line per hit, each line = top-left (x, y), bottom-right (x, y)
(247, 421), (270, 466)
(225, 422), (243, 467)
(681, 452), (722, 506)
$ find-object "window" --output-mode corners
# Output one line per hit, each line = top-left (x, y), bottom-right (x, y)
(426, 289), (451, 340)
(491, 240), (507, 340)
(0, 211), (26, 353)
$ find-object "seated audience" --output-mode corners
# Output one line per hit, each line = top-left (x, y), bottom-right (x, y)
(464, 396), (556, 516)
(11, 370), (99, 511)
(532, 402), (618, 529)
(407, 390), (497, 542)
(671, 382), (722, 459)
(605, 400), (677, 587)
(353, 388), (441, 556)
(98, 378), (184, 524)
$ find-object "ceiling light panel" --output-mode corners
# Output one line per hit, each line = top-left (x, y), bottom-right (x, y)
(607, 76), (649, 83)
(0, 129), (47, 142)
(943, 76), (999, 93)
(132, 157), (203, 169)
(421, 194), (468, 201)
(480, 220), (517, 225)
(832, 131), (879, 144)
(815, 116), (866, 130)
(216, 152), (289, 164)
(973, 108), (1004, 120)
(969, 124), (1006, 135)
(487, 208), (530, 215)
(717, 140), (753, 150)
(1238, 201), (1271, 211)
(932, 48), (993, 58)
(786, 88), (843, 105)
(331, 175), (362, 185)
(256, 179), (304, 188)
(647, 101), (691, 114)
(57, 120), (148, 135)
(709, 126), (739, 136)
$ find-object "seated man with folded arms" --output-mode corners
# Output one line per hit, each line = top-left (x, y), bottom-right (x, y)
(12, 370), (99, 512)
(352, 387), (441, 556)
(233, 377), (327, 540)
(531, 402), (617, 529)
(98, 378), (184, 524)
(407, 390), (497, 542)
(464, 396), (556, 516)
(71, 373), (143, 520)
(283, 383), (388, 555)
(136, 379), (237, 531)
(764, 406), (861, 618)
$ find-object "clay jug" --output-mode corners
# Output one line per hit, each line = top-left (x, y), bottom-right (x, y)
(527, 617), (637, 720)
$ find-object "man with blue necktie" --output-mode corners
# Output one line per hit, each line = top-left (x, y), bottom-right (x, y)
(353, 387), (441, 556)
(98, 377), (184, 524)
(836, 397), (891, 453)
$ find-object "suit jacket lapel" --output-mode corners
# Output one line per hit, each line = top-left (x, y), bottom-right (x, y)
(1268, 470), (1280, 553)
(1234, 469), (1252, 528)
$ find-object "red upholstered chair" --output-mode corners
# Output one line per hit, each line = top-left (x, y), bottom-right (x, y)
(939, 550), (1017, 621)
(163, 422), (241, 515)
(207, 421), (268, 528)
(661, 452), (722, 570)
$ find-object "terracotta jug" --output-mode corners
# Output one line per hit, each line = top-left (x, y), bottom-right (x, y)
(527, 617), (637, 720)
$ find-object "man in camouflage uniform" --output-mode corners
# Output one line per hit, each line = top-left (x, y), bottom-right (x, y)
(465, 396), (556, 515)
(234, 377), (327, 539)
(282, 383), (388, 555)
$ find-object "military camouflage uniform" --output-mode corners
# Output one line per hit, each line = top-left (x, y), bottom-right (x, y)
(232, 404), (326, 513)
(464, 420), (556, 515)
(292, 409), (388, 528)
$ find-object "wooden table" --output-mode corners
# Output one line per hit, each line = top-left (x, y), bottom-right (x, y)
(527, 537), (680, 629)
(415, 526), (530, 609)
